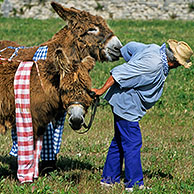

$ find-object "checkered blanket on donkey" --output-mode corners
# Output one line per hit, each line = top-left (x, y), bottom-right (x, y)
(12, 45), (66, 182)
(14, 61), (43, 183)
(32, 46), (48, 61)
(10, 46), (66, 161)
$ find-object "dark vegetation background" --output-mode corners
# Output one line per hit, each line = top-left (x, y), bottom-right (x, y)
(0, 18), (193, 193)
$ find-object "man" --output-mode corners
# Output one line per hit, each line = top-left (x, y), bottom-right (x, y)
(91, 39), (193, 191)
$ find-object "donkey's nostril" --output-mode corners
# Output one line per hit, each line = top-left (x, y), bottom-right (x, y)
(113, 46), (120, 51)
(70, 117), (83, 125)
(69, 116), (84, 131)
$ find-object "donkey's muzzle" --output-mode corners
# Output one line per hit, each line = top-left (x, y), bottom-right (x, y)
(67, 104), (86, 131)
(105, 36), (123, 61)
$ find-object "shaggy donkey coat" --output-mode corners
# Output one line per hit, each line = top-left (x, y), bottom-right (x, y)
(0, 52), (94, 139)
(0, 2), (122, 138)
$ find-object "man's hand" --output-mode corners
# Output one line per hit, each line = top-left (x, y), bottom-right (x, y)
(91, 88), (104, 96)
(91, 75), (115, 96)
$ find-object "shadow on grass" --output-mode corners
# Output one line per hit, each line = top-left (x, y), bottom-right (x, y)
(54, 156), (103, 185)
(0, 155), (173, 185)
(57, 156), (96, 171)
(57, 157), (174, 182)
(0, 155), (99, 181)
(143, 169), (173, 179)
(0, 155), (17, 179)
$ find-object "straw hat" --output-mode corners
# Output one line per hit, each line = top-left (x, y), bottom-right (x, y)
(167, 39), (193, 68)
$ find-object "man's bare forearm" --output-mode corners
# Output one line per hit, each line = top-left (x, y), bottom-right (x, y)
(91, 75), (115, 96)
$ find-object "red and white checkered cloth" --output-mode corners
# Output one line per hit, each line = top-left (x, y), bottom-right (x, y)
(14, 61), (43, 183)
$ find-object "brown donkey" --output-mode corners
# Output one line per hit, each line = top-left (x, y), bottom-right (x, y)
(0, 1), (122, 138)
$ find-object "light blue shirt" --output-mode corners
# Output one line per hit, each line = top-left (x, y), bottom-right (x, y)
(104, 41), (169, 122)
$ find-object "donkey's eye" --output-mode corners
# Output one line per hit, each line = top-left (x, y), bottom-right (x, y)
(88, 28), (96, 31)
(80, 27), (99, 37)
(88, 27), (99, 34)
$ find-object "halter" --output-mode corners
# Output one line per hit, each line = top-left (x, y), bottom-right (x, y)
(68, 94), (100, 134)
(98, 33), (114, 49)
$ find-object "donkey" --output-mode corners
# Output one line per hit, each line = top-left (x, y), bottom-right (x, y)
(0, 1), (122, 137)
(0, 51), (95, 139)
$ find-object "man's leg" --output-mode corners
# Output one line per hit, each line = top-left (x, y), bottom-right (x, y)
(101, 114), (124, 184)
(115, 115), (144, 188)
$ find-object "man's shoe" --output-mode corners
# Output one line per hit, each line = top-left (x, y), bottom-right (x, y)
(100, 178), (115, 187)
(100, 181), (114, 187)
(100, 177), (120, 188)
(125, 187), (133, 192)
(125, 185), (151, 192)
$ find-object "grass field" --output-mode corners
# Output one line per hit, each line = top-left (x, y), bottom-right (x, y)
(0, 18), (194, 193)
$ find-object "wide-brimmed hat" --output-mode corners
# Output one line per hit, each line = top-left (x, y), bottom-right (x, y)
(167, 39), (193, 68)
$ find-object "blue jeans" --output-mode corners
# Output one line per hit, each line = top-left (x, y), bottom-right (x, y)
(102, 113), (144, 188)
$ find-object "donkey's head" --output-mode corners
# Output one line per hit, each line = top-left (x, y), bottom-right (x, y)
(51, 2), (122, 62)
(54, 48), (95, 130)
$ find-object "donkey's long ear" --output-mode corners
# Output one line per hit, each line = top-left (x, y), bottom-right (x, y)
(51, 2), (79, 22)
(54, 48), (71, 75)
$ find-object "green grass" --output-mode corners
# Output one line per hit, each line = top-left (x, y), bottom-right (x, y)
(0, 18), (194, 193)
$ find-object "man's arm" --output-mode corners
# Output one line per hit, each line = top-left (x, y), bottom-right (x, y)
(91, 75), (115, 96)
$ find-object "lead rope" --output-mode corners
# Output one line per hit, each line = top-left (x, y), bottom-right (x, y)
(0, 46), (33, 60)
(34, 61), (46, 93)
(73, 96), (100, 134)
